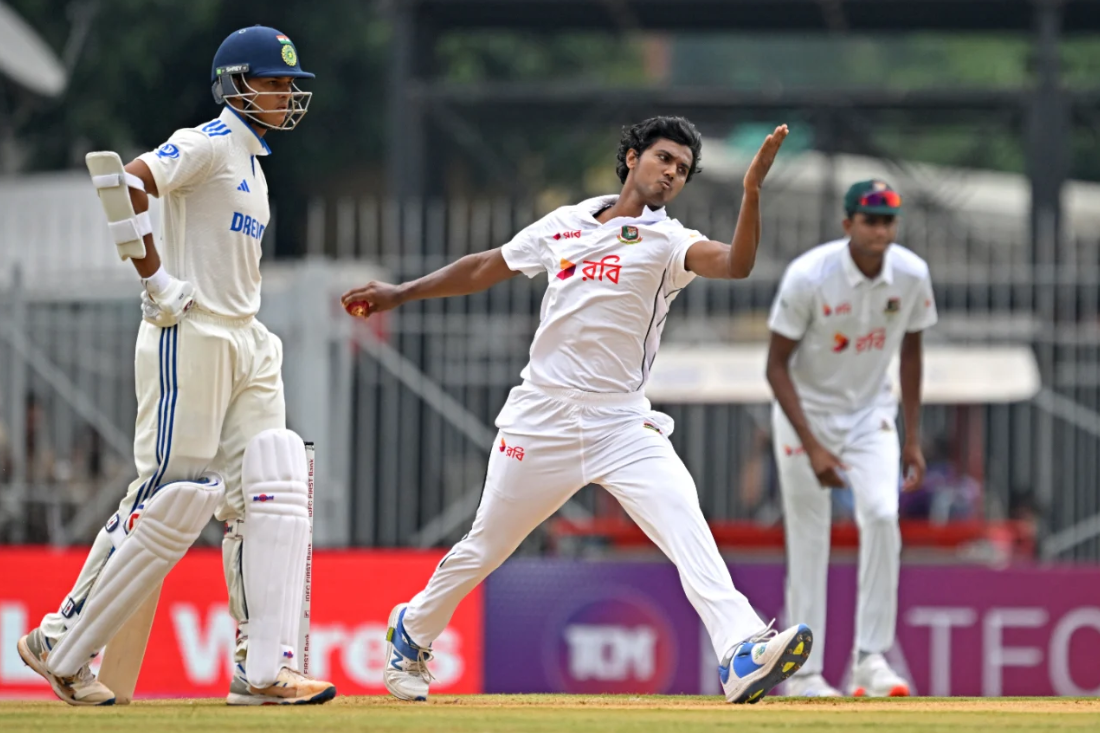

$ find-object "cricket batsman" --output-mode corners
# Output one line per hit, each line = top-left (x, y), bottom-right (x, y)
(343, 117), (814, 705)
(17, 26), (335, 706)
(766, 181), (937, 697)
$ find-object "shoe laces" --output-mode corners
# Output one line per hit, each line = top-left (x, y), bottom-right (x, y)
(408, 647), (436, 685)
(62, 664), (97, 688)
(748, 619), (777, 645)
(722, 619), (778, 666)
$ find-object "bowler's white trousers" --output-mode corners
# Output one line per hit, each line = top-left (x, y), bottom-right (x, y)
(402, 382), (767, 661)
(772, 402), (901, 676)
(40, 311), (285, 653)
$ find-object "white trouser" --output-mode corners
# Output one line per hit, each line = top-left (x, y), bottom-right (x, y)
(402, 382), (767, 662)
(772, 401), (901, 676)
(41, 311), (286, 646)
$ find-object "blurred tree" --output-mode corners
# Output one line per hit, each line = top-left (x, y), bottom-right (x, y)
(2, 3), (646, 248)
(671, 32), (1100, 181)
(437, 32), (646, 85)
(6, 2), (1098, 248)
(428, 32), (647, 198)
(5, 0), (387, 255)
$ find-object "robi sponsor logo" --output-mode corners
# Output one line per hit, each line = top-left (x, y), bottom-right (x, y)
(230, 212), (266, 240)
(856, 327), (887, 353)
(553, 593), (677, 694)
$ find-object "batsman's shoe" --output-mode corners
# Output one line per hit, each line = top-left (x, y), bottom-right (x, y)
(384, 603), (434, 701)
(850, 653), (910, 697)
(226, 664), (336, 705)
(784, 672), (843, 697)
(17, 628), (115, 706)
(720, 622), (813, 704)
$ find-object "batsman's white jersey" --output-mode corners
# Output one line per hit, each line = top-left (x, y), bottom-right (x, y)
(401, 195), (768, 663)
(767, 240), (937, 677)
(138, 106), (271, 319)
(40, 107), (286, 678)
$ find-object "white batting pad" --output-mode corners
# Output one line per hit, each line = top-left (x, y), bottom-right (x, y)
(242, 429), (310, 687)
(47, 476), (224, 677)
(86, 151), (148, 261)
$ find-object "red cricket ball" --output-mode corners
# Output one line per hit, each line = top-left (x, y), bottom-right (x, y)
(345, 300), (371, 318)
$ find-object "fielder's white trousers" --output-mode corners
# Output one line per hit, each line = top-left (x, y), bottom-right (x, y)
(40, 312), (285, 648)
(402, 382), (767, 661)
(772, 401), (901, 676)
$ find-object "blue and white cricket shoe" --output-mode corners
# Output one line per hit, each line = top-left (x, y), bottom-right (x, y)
(720, 622), (814, 704)
(383, 603), (435, 701)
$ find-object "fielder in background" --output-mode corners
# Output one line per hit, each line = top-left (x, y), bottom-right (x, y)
(343, 116), (814, 705)
(766, 180), (938, 697)
(17, 26), (335, 706)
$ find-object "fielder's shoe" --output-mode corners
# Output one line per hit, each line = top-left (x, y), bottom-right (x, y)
(720, 622), (813, 704)
(850, 653), (910, 697)
(383, 603), (434, 701)
(226, 663), (336, 705)
(17, 628), (115, 706)
(784, 672), (843, 697)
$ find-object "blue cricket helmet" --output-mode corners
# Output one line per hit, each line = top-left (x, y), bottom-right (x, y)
(210, 25), (314, 130)
(211, 25), (314, 83)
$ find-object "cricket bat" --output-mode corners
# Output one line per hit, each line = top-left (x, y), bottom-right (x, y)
(97, 581), (163, 705)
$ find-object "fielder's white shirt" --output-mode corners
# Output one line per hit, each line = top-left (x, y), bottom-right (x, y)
(502, 195), (706, 393)
(138, 107), (271, 318)
(768, 239), (938, 414)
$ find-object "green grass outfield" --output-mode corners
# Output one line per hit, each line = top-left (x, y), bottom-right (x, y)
(3, 695), (1099, 732)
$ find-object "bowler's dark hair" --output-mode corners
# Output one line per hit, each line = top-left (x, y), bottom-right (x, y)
(616, 116), (703, 184)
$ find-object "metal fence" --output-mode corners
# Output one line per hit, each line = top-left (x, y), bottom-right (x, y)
(3, 191), (1100, 561)
(305, 192), (1100, 562)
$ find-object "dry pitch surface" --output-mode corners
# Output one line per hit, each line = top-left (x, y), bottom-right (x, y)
(3, 695), (1099, 732)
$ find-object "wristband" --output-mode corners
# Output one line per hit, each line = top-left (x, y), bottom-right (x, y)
(142, 266), (172, 296)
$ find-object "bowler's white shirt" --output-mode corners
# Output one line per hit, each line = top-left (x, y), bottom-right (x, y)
(138, 107), (271, 318)
(768, 239), (938, 415)
(502, 195), (706, 393)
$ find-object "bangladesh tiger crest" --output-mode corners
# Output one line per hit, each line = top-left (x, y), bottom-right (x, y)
(617, 225), (642, 244)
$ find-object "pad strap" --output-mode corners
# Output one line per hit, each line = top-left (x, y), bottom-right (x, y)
(91, 172), (146, 192)
(108, 211), (153, 246)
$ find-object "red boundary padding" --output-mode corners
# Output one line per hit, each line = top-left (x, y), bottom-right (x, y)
(549, 518), (1036, 556)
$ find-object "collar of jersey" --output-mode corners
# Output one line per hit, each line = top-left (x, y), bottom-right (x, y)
(220, 106), (272, 157)
(842, 238), (894, 287)
(577, 194), (668, 228)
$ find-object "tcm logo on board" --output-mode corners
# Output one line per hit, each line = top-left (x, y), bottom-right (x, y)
(564, 625), (657, 683)
(552, 594), (676, 694)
